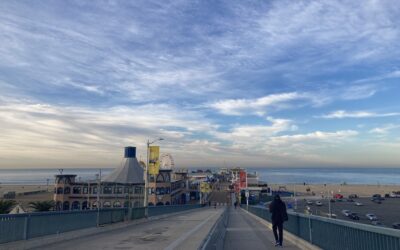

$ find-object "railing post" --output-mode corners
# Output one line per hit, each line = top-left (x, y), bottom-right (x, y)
(308, 215), (312, 244)
(23, 214), (30, 240)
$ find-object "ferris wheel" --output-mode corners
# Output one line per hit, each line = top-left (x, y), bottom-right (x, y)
(160, 153), (175, 170)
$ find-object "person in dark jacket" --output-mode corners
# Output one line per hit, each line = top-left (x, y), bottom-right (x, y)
(269, 194), (288, 247)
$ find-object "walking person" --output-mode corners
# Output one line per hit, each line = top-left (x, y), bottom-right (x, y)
(269, 194), (288, 247)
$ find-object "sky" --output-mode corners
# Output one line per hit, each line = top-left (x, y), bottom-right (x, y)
(1, 0), (400, 169)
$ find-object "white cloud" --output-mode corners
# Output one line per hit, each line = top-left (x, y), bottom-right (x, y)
(369, 124), (400, 134)
(268, 130), (359, 145)
(320, 110), (400, 119)
(210, 92), (315, 116)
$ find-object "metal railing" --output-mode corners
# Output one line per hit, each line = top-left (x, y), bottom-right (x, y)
(148, 204), (203, 217)
(199, 207), (229, 250)
(0, 204), (201, 244)
(245, 205), (400, 250)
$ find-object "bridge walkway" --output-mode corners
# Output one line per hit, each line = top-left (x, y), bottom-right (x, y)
(223, 207), (301, 250)
(34, 207), (224, 250)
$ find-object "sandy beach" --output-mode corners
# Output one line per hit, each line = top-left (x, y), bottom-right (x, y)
(0, 184), (53, 212)
(269, 183), (400, 197)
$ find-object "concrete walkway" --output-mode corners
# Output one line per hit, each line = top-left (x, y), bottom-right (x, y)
(223, 208), (301, 250)
(35, 207), (224, 250)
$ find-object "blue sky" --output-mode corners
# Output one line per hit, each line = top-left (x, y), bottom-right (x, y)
(1, 0), (400, 168)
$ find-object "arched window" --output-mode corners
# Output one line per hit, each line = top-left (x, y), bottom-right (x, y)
(64, 187), (71, 194)
(72, 201), (80, 210)
(156, 174), (164, 183)
(160, 187), (165, 195)
(134, 186), (142, 194)
(156, 188), (160, 195)
(156, 202), (164, 206)
(73, 186), (81, 194)
(92, 201), (99, 208)
(57, 187), (63, 194)
(148, 202), (154, 206)
(114, 186), (123, 194)
(82, 201), (88, 210)
(103, 186), (112, 194)
(165, 201), (170, 205)
(113, 201), (121, 207)
(103, 201), (111, 208)
(56, 201), (62, 210)
(63, 201), (70, 210)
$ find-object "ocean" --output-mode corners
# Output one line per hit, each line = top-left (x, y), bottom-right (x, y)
(0, 168), (400, 185)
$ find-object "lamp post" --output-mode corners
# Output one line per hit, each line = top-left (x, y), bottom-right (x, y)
(144, 137), (164, 217)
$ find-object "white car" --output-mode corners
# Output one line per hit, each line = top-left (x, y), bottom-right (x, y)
(366, 213), (378, 221)
(342, 210), (351, 216)
(327, 213), (337, 218)
(316, 201), (323, 206)
(306, 200), (313, 205)
(355, 202), (363, 206)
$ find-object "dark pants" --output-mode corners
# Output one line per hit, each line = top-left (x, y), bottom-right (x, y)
(272, 222), (283, 245)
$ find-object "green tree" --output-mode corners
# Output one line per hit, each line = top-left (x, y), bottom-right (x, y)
(0, 200), (16, 214)
(29, 201), (55, 212)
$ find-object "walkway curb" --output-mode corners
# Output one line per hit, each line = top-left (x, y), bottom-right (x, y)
(242, 208), (322, 250)
(0, 207), (204, 250)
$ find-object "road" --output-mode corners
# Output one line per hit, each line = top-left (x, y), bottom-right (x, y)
(35, 207), (224, 250)
(223, 208), (300, 250)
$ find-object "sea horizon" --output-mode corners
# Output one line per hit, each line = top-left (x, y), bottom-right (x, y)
(1, 167), (400, 186)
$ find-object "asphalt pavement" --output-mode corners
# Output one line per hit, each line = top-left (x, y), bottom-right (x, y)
(35, 207), (224, 250)
(223, 207), (300, 250)
(289, 197), (400, 228)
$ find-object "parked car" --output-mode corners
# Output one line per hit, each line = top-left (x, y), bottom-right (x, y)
(392, 222), (400, 229)
(346, 198), (354, 202)
(349, 213), (360, 220)
(306, 200), (313, 205)
(327, 213), (337, 218)
(330, 199), (335, 203)
(342, 210), (351, 217)
(371, 194), (384, 201)
(348, 194), (358, 199)
(355, 202), (363, 206)
(334, 194), (344, 199)
(372, 199), (382, 204)
(316, 201), (323, 206)
(366, 213), (378, 221)
(372, 221), (384, 227)
(390, 192), (400, 198)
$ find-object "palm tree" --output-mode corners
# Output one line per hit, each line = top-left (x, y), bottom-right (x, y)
(29, 201), (55, 212)
(0, 200), (16, 214)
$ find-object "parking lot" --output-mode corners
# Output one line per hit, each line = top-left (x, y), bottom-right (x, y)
(287, 197), (400, 228)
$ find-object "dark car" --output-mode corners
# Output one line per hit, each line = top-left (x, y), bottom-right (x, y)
(393, 223), (400, 229)
(349, 213), (360, 220)
(330, 199), (335, 203)
(347, 199), (354, 202)
(349, 194), (358, 199)
(372, 199), (382, 204)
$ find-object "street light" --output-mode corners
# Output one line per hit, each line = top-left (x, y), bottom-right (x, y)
(144, 137), (164, 217)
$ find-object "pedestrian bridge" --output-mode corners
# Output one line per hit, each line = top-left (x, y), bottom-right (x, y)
(1, 204), (400, 250)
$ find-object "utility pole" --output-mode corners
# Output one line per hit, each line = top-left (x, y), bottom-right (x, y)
(96, 169), (101, 227)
